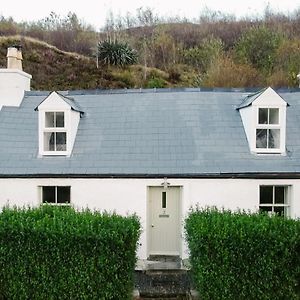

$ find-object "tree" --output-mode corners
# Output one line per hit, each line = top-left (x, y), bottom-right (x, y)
(182, 36), (224, 72)
(97, 39), (138, 67)
(234, 26), (282, 74)
(273, 38), (300, 87)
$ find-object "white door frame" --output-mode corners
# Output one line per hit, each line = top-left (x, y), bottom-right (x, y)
(146, 185), (182, 258)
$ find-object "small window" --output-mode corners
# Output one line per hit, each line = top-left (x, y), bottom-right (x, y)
(162, 191), (167, 209)
(44, 132), (67, 151)
(259, 186), (289, 216)
(256, 129), (280, 149)
(258, 108), (279, 125)
(42, 186), (70, 205)
(256, 108), (280, 150)
(43, 112), (67, 153)
(45, 112), (65, 128)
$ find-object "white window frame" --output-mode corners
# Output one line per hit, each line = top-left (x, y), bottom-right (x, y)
(259, 185), (290, 216)
(255, 106), (282, 154)
(41, 110), (69, 156)
(41, 186), (71, 206)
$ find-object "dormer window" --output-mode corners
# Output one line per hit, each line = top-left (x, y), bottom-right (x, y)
(44, 112), (67, 152)
(256, 108), (280, 150)
(36, 91), (83, 157)
(237, 87), (288, 155)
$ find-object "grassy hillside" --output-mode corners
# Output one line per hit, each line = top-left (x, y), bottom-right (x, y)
(2, 6), (300, 90)
(0, 36), (196, 90)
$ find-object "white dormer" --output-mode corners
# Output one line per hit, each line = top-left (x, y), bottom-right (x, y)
(35, 92), (83, 156)
(237, 87), (288, 155)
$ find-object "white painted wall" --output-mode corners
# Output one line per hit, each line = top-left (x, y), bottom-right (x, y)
(0, 69), (32, 110)
(239, 106), (253, 151)
(0, 69), (31, 90)
(0, 177), (299, 259)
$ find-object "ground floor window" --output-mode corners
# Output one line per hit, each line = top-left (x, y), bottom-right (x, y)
(42, 186), (70, 205)
(259, 185), (289, 216)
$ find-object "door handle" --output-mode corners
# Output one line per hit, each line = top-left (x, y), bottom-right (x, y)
(151, 224), (154, 228)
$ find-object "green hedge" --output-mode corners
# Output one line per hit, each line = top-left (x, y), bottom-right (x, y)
(185, 207), (300, 300)
(0, 206), (140, 300)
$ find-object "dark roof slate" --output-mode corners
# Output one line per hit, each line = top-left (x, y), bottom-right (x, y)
(0, 88), (300, 177)
(236, 88), (266, 109)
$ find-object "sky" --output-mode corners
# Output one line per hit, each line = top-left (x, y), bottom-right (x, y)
(1, 0), (299, 30)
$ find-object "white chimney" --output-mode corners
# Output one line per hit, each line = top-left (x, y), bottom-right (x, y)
(0, 46), (32, 109)
(7, 46), (23, 70)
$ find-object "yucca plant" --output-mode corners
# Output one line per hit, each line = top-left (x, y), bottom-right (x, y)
(97, 39), (138, 67)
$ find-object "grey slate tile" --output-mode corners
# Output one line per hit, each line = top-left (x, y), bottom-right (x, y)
(1, 89), (300, 175)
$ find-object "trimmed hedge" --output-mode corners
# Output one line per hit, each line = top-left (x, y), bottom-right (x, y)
(0, 206), (140, 300)
(185, 207), (300, 300)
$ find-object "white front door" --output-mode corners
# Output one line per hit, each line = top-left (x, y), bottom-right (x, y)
(148, 186), (181, 256)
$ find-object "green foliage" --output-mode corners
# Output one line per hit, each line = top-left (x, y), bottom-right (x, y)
(185, 207), (300, 300)
(111, 69), (135, 87)
(202, 56), (264, 87)
(235, 26), (283, 74)
(182, 37), (224, 72)
(0, 206), (140, 300)
(98, 39), (138, 67)
(274, 38), (300, 87)
(147, 76), (166, 88)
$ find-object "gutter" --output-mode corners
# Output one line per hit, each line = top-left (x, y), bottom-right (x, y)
(1, 173), (300, 179)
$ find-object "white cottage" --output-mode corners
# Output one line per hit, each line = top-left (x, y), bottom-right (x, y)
(0, 46), (299, 260)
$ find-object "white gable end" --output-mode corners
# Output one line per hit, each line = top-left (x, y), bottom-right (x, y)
(252, 87), (287, 107)
(38, 92), (71, 111)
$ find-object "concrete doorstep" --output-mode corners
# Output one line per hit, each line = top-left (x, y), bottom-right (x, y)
(134, 258), (199, 299)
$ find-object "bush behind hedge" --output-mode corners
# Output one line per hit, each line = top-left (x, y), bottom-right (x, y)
(185, 207), (300, 300)
(0, 206), (141, 300)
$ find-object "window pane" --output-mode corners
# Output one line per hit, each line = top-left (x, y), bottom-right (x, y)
(56, 133), (67, 151)
(162, 191), (167, 209)
(274, 206), (284, 216)
(268, 129), (280, 148)
(256, 129), (267, 148)
(44, 132), (55, 151)
(45, 112), (55, 127)
(259, 206), (273, 214)
(56, 112), (64, 127)
(260, 186), (273, 204)
(258, 108), (268, 124)
(269, 108), (279, 124)
(275, 186), (285, 204)
(57, 187), (70, 204)
(43, 186), (55, 203)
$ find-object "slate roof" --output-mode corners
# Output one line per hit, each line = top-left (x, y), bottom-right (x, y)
(1, 88), (300, 178)
(236, 88), (266, 109)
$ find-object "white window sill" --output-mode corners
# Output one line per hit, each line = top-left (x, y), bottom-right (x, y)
(41, 151), (69, 156)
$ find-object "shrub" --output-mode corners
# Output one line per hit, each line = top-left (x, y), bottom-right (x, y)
(234, 26), (283, 74)
(98, 39), (138, 67)
(185, 207), (300, 300)
(202, 56), (264, 87)
(147, 76), (166, 88)
(182, 37), (224, 72)
(0, 206), (140, 300)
